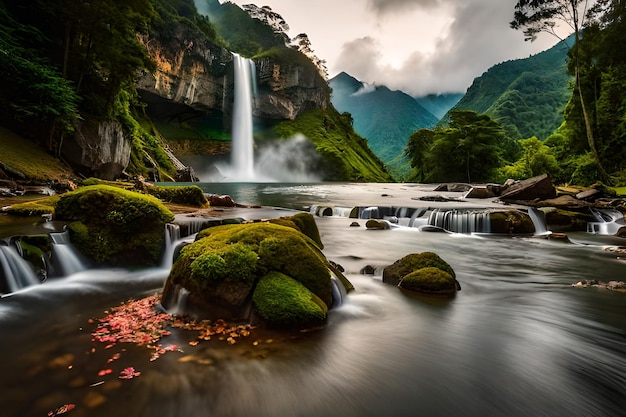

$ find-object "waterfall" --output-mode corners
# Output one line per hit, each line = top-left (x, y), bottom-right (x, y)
(231, 53), (255, 181)
(0, 245), (40, 294)
(49, 231), (89, 277)
(161, 223), (181, 270)
(587, 207), (625, 235)
(426, 209), (491, 233)
(528, 207), (550, 236)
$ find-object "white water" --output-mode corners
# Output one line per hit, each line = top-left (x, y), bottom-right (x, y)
(229, 53), (255, 181)
(50, 231), (89, 277)
(588, 207), (625, 235)
(0, 245), (40, 293)
(528, 207), (550, 236)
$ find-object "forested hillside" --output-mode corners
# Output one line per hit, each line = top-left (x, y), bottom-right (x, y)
(0, 0), (390, 183)
(445, 37), (572, 140)
(407, 0), (626, 187)
(329, 72), (438, 180)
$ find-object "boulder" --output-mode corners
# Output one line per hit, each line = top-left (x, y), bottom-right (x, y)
(207, 194), (236, 207)
(399, 267), (458, 295)
(616, 226), (626, 238)
(489, 210), (536, 234)
(383, 252), (457, 287)
(499, 174), (556, 201)
(366, 219), (390, 230)
(54, 185), (174, 266)
(161, 213), (352, 329)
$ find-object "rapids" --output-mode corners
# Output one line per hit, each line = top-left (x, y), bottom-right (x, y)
(0, 182), (625, 417)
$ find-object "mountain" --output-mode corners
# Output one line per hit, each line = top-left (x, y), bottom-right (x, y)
(444, 37), (573, 140)
(415, 93), (463, 119)
(329, 72), (439, 179)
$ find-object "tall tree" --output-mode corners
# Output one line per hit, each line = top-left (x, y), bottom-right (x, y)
(510, 0), (611, 182)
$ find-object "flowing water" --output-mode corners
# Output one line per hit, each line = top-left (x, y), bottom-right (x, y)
(0, 182), (625, 417)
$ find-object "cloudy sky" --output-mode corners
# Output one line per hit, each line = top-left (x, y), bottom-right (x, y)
(227, 0), (569, 97)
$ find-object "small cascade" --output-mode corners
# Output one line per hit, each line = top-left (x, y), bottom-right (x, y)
(426, 208), (491, 233)
(587, 207), (625, 235)
(0, 244), (40, 294)
(49, 231), (89, 277)
(330, 271), (348, 308)
(161, 223), (181, 269)
(160, 284), (190, 315)
(528, 207), (550, 236)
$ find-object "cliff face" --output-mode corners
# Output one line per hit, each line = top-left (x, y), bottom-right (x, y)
(63, 119), (131, 180)
(137, 23), (329, 122)
(136, 26), (232, 113)
(62, 22), (331, 179)
(254, 56), (329, 120)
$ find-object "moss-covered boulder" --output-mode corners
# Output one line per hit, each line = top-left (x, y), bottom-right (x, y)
(54, 185), (175, 266)
(489, 210), (535, 234)
(383, 252), (455, 286)
(398, 267), (457, 294)
(383, 252), (459, 296)
(253, 272), (328, 328)
(162, 213), (351, 329)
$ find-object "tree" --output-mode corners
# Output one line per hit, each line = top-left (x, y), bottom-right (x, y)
(510, 0), (611, 182)
(406, 111), (506, 183)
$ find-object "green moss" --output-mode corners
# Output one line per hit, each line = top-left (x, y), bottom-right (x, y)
(6, 196), (58, 217)
(146, 185), (208, 207)
(383, 252), (455, 286)
(171, 220), (333, 308)
(399, 267), (457, 294)
(274, 107), (392, 182)
(252, 271), (327, 328)
(54, 185), (174, 266)
(268, 212), (323, 249)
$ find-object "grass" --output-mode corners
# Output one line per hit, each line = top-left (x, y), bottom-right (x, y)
(0, 127), (75, 181)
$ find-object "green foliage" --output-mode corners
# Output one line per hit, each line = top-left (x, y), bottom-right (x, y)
(399, 267), (457, 294)
(499, 136), (561, 181)
(147, 185), (208, 207)
(188, 242), (257, 292)
(406, 110), (508, 183)
(200, 0), (288, 56)
(54, 185), (174, 265)
(329, 72), (438, 180)
(0, 3), (79, 135)
(274, 107), (392, 182)
(252, 272), (327, 328)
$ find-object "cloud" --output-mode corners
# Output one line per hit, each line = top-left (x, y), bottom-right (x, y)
(337, 0), (560, 96)
(367, 0), (443, 13)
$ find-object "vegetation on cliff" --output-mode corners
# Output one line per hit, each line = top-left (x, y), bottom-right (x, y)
(275, 107), (392, 182)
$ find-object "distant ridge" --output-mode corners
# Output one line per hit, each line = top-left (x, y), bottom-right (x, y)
(329, 72), (439, 179)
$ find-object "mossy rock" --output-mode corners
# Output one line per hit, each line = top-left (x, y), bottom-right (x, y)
(54, 185), (174, 266)
(252, 272), (328, 328)
(366, 219), (390, 230)
(543, 208), (594, 232)
(146, 185), (208, 207)
(399, 267), (457, 295)
(268, 212), (324, 249)
(5, 196), (59, 217)
(163, 216), (348, 327)
(383, 252), (455, 286)
(489, 210), (535, 234)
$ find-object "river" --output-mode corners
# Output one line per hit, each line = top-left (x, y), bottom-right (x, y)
(0, 182), (625, 417)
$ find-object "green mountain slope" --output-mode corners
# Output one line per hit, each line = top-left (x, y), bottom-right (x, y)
(329, 72), (438, 179)
(445, 37), (573, 140)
